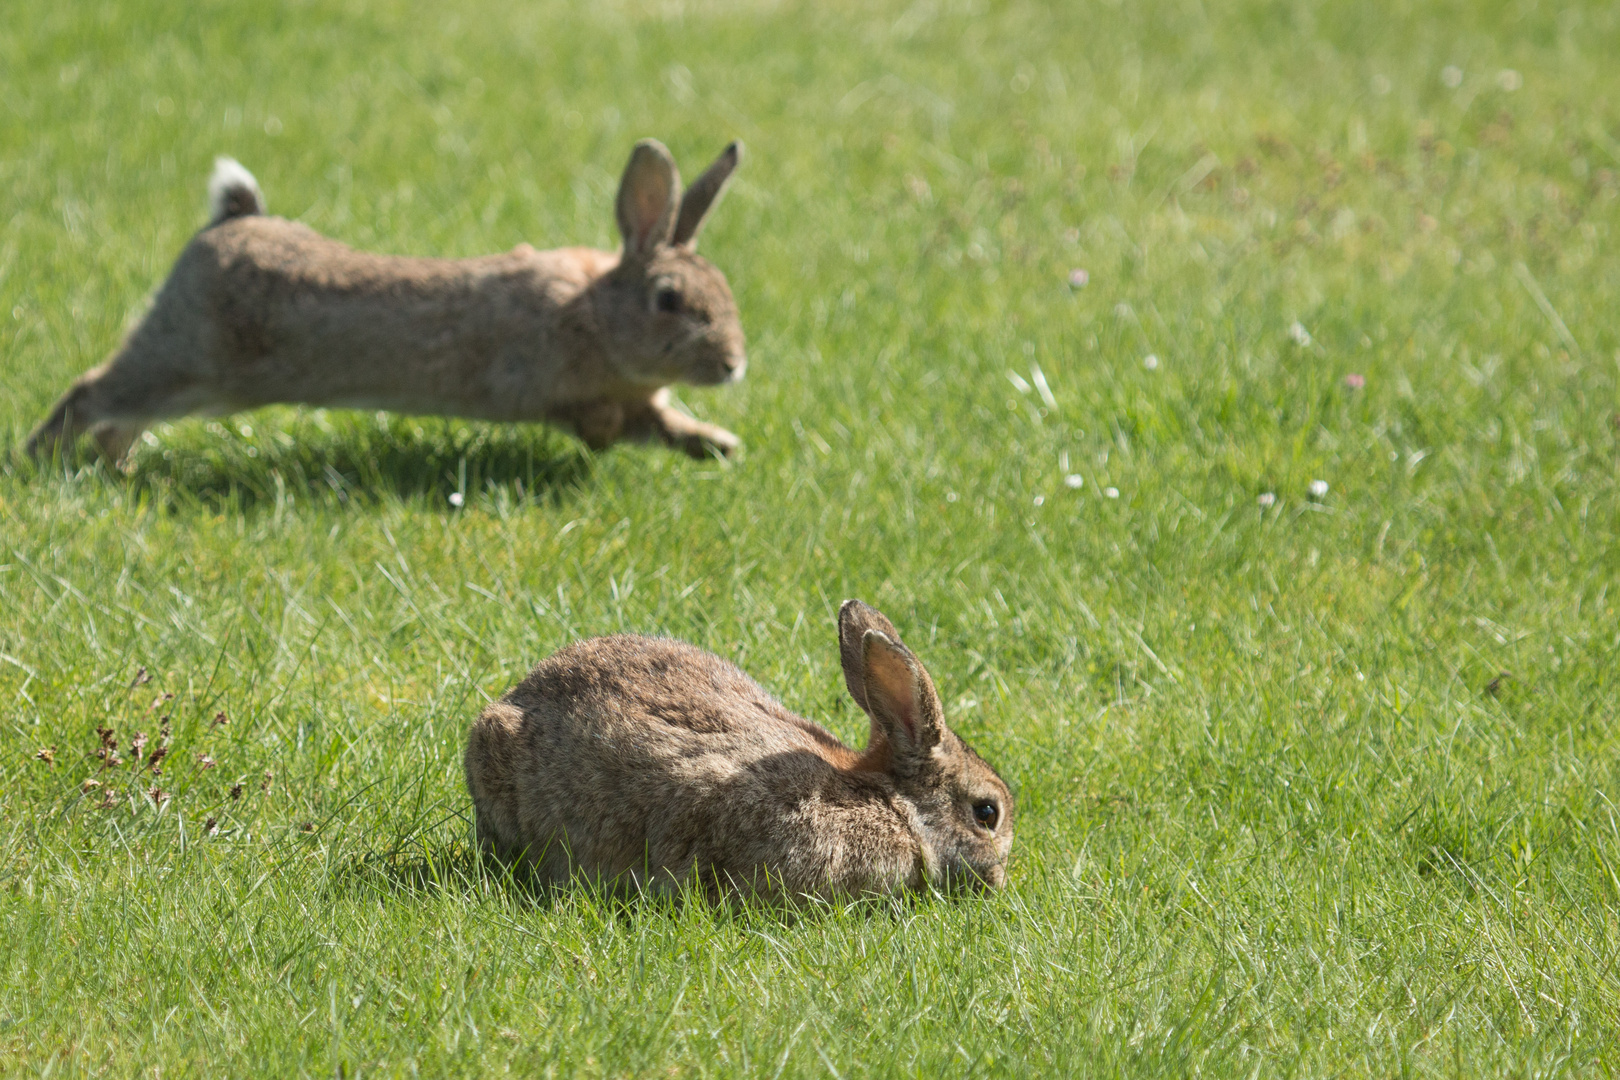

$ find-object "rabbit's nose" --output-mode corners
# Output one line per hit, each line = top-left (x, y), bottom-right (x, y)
(722, 351), (747, 381)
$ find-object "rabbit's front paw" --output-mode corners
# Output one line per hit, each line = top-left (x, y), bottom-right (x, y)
(684, 424), (739, 460)
(632, 398), (738, 459)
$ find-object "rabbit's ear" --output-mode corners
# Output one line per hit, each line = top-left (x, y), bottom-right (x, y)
(672, 141), (741, 248)
(616, 139), (681, 260)
(861, 629), (944, 769)
(838, 599), (901, 712)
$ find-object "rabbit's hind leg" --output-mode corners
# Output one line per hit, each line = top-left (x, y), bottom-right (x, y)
(84, 378), (227, 470)
(32, 353), (224, 469)
(90, 420), (150, 470)
(30, 369), (210, 469)
(25, 374), (100, 462)
(28, 295), (231, 466)
(24, 362), (165, 466)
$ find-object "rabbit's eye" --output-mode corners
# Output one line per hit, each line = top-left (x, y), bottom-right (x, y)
(972, 801), (999, 831)
(655, 287), (683, 314)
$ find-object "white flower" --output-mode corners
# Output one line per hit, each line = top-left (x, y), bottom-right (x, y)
(1064, 474), (1084, 489)
(1142, 354), (1159, 370)
(1033, 495), (1044, 507)
(1308, 479), (1329, 497)
(1257, 492), (1276, 508)
(1440, 65), (1463, 88)
(448, 491), (465, 507)
(1496, 69), (1521, 91)
(1288, 321), (1312, 347)
(1104, 487), (1120, 499)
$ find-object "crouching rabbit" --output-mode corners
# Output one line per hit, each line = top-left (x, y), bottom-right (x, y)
(465, 600), (1015, 901)
(27, 139), (747, 465)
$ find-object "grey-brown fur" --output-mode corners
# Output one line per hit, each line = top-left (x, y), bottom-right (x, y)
(464, 600), (1015, 901)
(26, 140), (746, 465)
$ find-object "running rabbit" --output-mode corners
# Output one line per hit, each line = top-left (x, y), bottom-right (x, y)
(26, 139), (746, 465)
(464, 600), (1015, 901)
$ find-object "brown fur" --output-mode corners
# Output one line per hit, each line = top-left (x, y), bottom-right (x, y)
(464, 600), (1015, 902)
(26, 140), (747, 465)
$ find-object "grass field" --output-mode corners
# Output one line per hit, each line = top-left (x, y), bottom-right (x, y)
(4, 0), (1620, 1073)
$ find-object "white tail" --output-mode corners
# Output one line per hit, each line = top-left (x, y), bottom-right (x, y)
(207, 157), (264, 225)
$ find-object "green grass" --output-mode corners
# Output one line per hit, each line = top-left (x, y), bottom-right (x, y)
(4, 0), (1620, 1073)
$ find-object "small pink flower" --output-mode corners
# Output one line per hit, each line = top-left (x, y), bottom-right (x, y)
(1343, 373), (1365, 389)
(1068, 268), (1090, 288)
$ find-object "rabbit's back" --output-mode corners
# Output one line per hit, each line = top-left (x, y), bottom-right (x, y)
(169, 217), (614, 416)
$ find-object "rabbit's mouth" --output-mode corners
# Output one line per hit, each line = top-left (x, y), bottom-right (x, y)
(937, 858), (1007, 895)
(653, 331), (745, 386)
(682, 349), (746, 386)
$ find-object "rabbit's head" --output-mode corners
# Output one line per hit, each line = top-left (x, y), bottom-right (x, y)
(597, 139), (747, 388)
(839, 601), (1016, 892)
